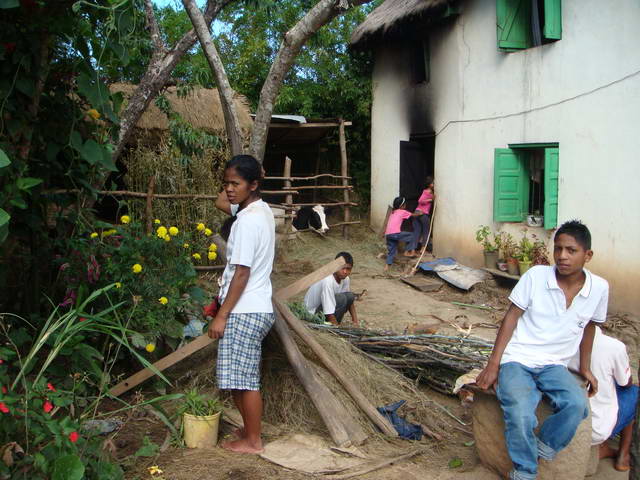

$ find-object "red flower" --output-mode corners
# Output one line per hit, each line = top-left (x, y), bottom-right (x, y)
(47, 383), (56, 392)
(0, 402), (9, 414)
(0, 359), (4, 364)
(68, 431), (79, 443)
(43, 400), (53, 413)
(1, 386), (6, 394)
(78, 318), (86, 322)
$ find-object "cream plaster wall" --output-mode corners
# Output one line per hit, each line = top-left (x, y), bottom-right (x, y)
(369, 0), (640, 311)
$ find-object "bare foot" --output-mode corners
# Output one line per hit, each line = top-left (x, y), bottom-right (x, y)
(599, 442), (617, 460)
(383, 264), (390, 273)
(222, 438), (264, 454)
(615, 452), (630, 472)
(232, 427), (245, 438)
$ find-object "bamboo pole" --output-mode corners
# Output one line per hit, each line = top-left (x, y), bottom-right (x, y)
(339, 119), (350, 239)
(283, 156), (293, 236)
(265, 174), (351, 181)
(283, 185), (352, 190)
(145, 177), (155, 235)
(46, 189), (299, 198)
(274, 298), (398, 437)
(291, 202), (358, 207)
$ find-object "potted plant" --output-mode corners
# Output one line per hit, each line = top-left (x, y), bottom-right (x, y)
(475, 225), (499, 269)
(532, 237), (551, 266)
(178, 389), (223, 448)
(515, 230), (534, 275)
(500, 232), (519, 275)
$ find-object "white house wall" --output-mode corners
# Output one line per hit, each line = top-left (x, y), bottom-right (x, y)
(369, 0), (640, 311)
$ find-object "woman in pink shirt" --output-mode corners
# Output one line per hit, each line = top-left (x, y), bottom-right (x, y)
(413, 176), (434, 248)
(384, 196), (421, 271)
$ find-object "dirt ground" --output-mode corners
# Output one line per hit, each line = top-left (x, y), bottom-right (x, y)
(116, 224), (637, 480)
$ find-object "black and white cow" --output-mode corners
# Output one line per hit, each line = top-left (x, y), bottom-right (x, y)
(292, 205), (329, 233)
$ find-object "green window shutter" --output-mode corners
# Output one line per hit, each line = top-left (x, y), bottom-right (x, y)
(494, 148), (528, 222)
(543, 0), (562, 40)
(543, 147), (559, 229)
(496, 0), (532, 50)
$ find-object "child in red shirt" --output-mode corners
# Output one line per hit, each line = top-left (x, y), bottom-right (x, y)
(384, 196), (421, 271)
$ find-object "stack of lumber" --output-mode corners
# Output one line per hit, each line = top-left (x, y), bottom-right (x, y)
(308, 325), (492, 395)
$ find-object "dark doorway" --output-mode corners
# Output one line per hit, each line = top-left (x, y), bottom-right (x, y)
(399, 136), (434, 212)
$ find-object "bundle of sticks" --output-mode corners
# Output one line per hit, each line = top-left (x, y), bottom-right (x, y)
(308, 325), (492, 395)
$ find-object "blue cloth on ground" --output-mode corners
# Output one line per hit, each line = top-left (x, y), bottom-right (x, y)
(612, 384), (639, 436)
(377, 400), (423, 440)
(418, 257), (456, 271)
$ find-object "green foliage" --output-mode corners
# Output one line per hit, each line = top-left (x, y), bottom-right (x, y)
(288, 301), (325, 324)
(56, 216), (215, 350)
(176, 389), (222, 417)
(475, 225), (499, 252)
(134, 436), (160, 458)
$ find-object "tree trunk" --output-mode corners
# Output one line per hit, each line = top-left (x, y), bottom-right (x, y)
(112, 0), (233, 163)
(247, 0), (373, 162)
(182, 0), (244, 156)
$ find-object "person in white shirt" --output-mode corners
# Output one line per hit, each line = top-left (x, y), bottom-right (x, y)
(211, 155), (275, 454)
(476, 220), (608, 480)
(569, 327), (638, 472)
(304, 252), (359, 326)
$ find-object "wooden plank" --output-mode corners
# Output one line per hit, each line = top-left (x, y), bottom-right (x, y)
(483, 267), (520, 281)
(109, 258), (349, 397)
(291, 202), (358, 207)
(109, 334), (214, 397)
(379, 205), (392, 238)
(268, 121), (352, 128)
(400, 276), (443, 292)
(273, 307), (367, 446)
(283, 156), (293, 235)
(283, 185), (352, 191)
(274, 299), (398, 437)
(339, 119), (350, 239)
(265, 174), (351, 181)
(275, 256), (346, 301)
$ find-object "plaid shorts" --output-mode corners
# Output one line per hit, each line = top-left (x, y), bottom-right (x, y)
(216, 312), (275, 391)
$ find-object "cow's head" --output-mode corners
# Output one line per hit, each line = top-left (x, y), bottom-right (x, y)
(311, 205), (329, 233)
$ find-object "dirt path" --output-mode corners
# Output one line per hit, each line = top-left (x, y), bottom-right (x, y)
(121, 225), (635, 479)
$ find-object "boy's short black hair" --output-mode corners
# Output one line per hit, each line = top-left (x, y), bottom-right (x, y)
(555, 220), (591, 250)
(336, 251), (354, 266)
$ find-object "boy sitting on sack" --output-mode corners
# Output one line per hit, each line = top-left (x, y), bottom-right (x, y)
(476, 220), (609, 480)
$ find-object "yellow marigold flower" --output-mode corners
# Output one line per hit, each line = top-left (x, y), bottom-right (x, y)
(163, 234), (171, 242)
(204, 228), (212, 236)
(90, 232), (98, 238)
(158, 296), (168, 305)
(169, 226), (179, 236)
(196, 223), (205, 231)
(208, 243), (217, 252)
(183, 243), (190, 249)
(87, 108), (100, 120)
(132, 264), (142, 274)
(154, 219), (161, 224)
(120, 215), (131, 224)
(148, 465), (163, 475)
(115, 282), (122, 289)
(192, 253), (201, 260)
(208, 251), (217, 261)
(156, 226), (167, 238)
(145, 343), (156, 353)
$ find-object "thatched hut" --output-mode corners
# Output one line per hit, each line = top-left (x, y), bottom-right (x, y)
(110, 83), (253, 147)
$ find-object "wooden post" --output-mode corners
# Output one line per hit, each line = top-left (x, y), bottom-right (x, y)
(312, 148), (321, 203)
(283, 156), (293, 236)
(338, 119), (350, 239)
(145, 176), (155, 235)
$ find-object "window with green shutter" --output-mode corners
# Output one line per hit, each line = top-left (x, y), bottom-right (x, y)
(496, 0), (562, 51)
(493, 145), (559, 229)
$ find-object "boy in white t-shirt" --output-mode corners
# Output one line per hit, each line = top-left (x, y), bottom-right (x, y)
(304, 252), (359, 326)
(568, 327), (638, 472)
(476, 220), (609, 480)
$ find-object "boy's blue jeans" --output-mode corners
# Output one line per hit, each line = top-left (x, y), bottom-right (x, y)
(496, 362), (589, 480)
(385, 232), (417, 264)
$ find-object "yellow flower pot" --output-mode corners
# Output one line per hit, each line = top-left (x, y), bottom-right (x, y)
(182, 412), (221, 448)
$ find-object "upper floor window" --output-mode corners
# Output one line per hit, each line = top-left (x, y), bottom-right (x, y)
(496, 0), (562, 51)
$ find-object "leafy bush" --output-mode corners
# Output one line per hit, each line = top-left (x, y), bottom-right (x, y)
(0, 286), (177, 480)
(57, 216), (217, 351)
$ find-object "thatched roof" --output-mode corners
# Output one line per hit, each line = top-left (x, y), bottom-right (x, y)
(350, 0), (453, 46)
(110, 83), (253, 141)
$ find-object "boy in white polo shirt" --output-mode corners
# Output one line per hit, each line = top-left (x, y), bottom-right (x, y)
(476, 220), (609, 480)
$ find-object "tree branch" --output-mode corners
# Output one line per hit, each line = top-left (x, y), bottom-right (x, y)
(248, 0), (373, 162)
(112, 0), (235, 163)
(182, 0), (244, 155)
(143, 0), (165, 59)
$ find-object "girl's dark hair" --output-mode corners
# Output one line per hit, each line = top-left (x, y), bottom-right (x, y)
(392, 196), (406, 210)
(225, 155), (263, 192)
(425, 175), (434, 187)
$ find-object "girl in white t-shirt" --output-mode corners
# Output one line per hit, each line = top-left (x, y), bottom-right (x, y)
(211, 155), (275, 454)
